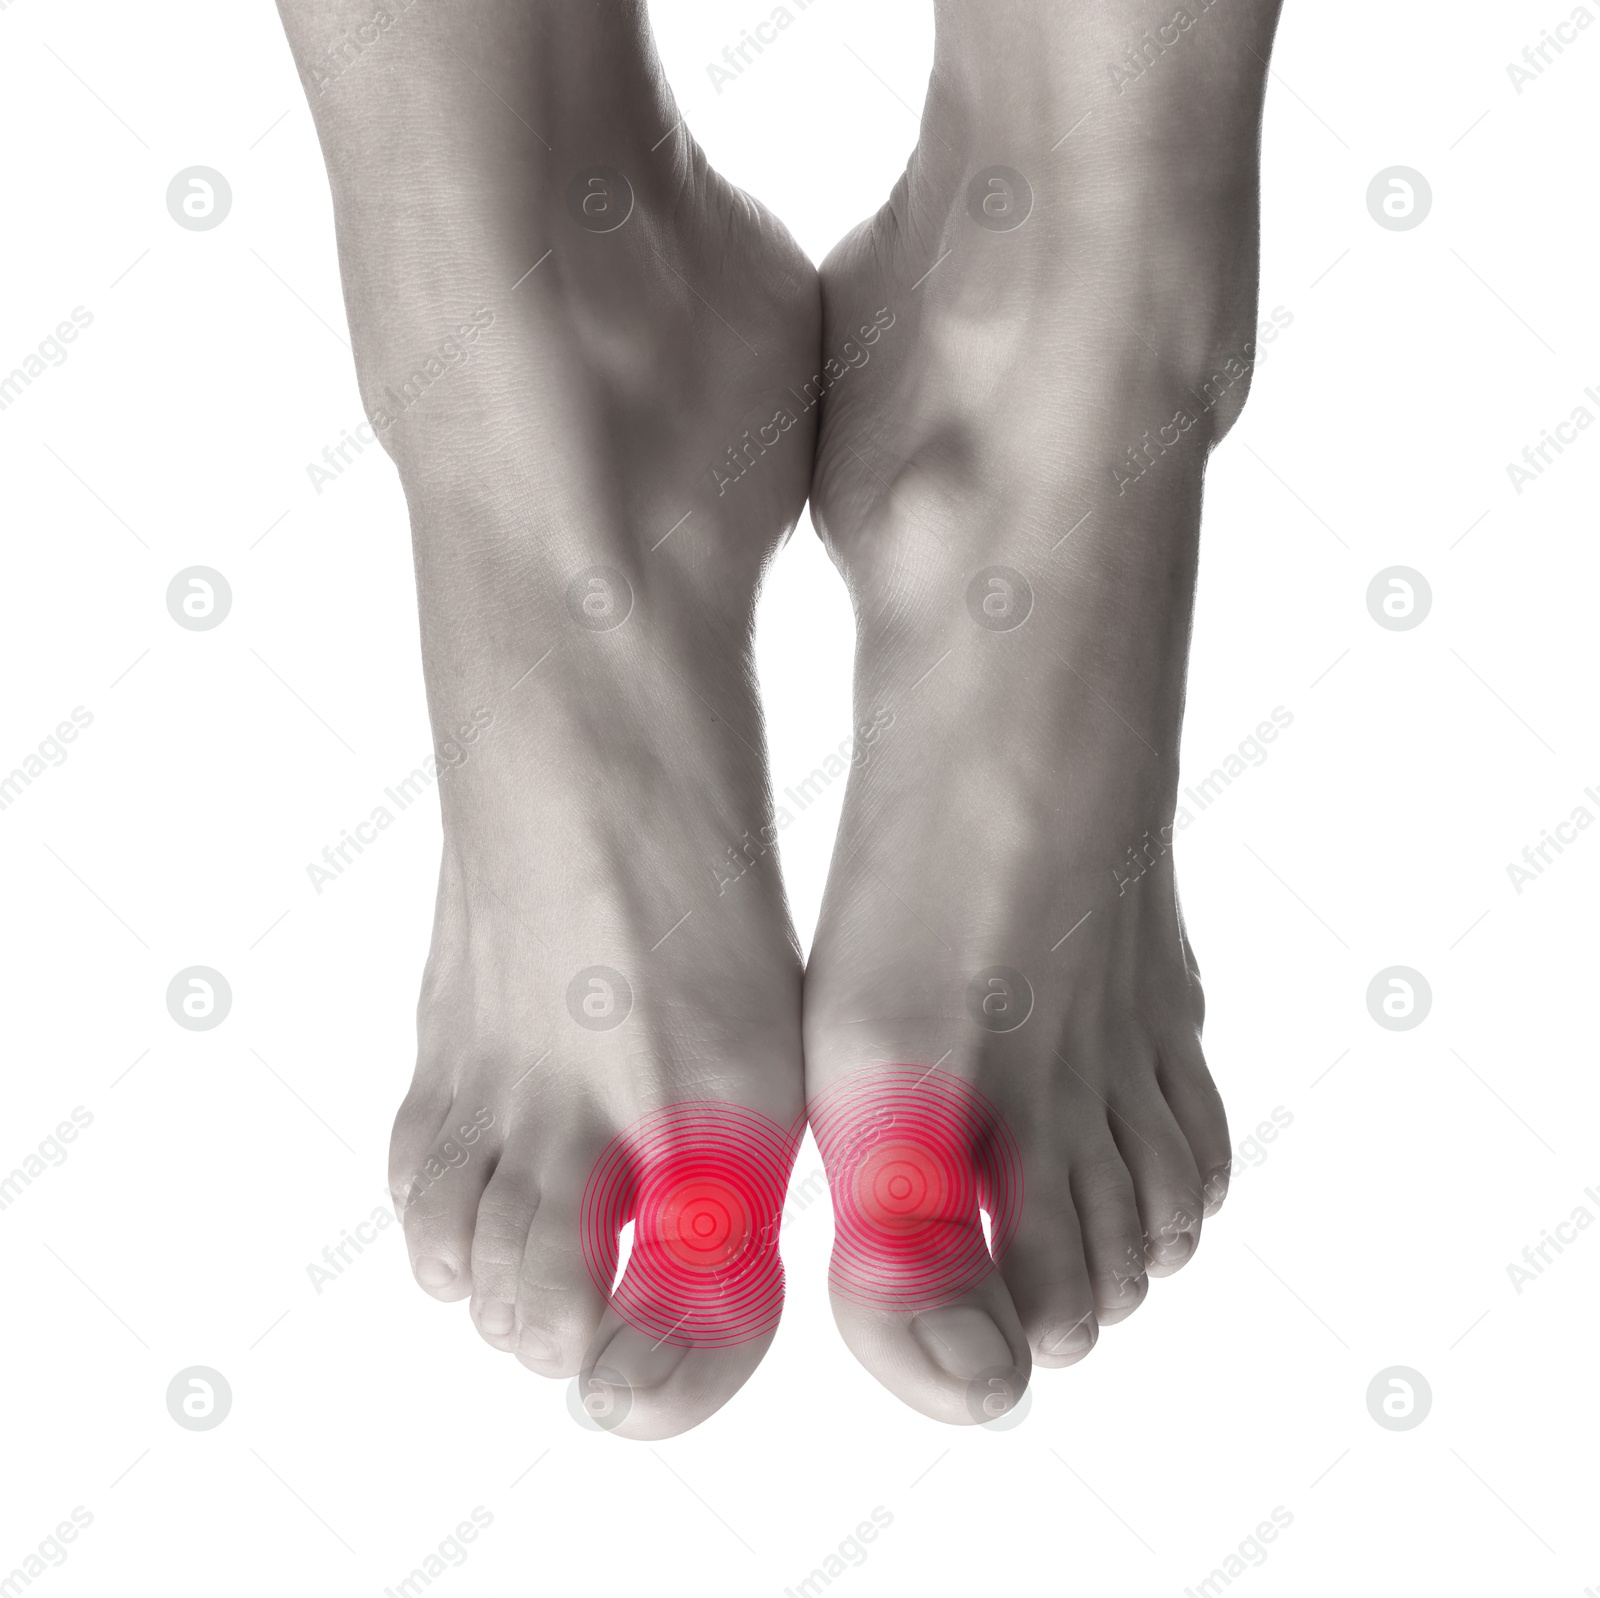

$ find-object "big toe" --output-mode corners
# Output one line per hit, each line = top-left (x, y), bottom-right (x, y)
(808, 1063), (1033, 1423)
(574, 1316), (776, 1441)
(833, 1286), (1032, 1427)
(552, 1099), (797, 1427)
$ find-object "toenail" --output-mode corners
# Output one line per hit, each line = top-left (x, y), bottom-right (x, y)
(1040, 1322), (1095, 1358)
(567, 1367), (635, 1433)
(415, 1256), (456, 1287)
(478, 1300), (515, 1336)
(1203, 1165), (1231, 1214)
(911, 1306), (1012, 1382)
(1105, 1267), (1147, 1310)
(1148, 1232), (1195, 1269)
(518, 1330), (560, 1364)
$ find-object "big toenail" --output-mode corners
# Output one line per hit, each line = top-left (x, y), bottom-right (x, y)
(911, 1306), (1012, 1381)
(415, 1257), (456, 1287)
(1203, 1166), (1231, 1212)
(478, 1300), (515, 1335)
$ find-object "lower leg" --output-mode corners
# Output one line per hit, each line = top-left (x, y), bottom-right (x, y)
(805, 0), (1284, 1422)
(277, 0), (820, 1437)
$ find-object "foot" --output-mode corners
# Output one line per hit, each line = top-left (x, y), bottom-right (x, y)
(803, 0), (1282, 1423)
(279, 0), (819, 1437)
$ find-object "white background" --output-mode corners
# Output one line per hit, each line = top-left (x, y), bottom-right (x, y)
(2, 0), (1596, 1594)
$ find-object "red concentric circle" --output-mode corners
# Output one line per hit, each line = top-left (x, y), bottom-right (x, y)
(581, 1102), (800, 1348)
(857, 1143), (949, 1232)
(809, 1066), (1022, 1311)
(657, 1179), (751, 1270)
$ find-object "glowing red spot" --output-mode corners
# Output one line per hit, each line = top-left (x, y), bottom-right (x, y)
(656, 1179), (751, 1270)
(857, 1143), (949, 1230)
(809, 1066), (1022, 1311)
(581, 1102), (799, 1348)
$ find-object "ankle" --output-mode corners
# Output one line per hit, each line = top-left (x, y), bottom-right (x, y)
(926, 0), (1277, 182)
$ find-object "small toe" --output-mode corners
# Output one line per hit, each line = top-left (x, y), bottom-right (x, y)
(400, 1121), (496, 1301)
(1157, 1041), (1232, 1218)
(514, 1196), (606, 1377)
(1107, 1086), (1206, 1278)
(999, 1178), (1099, 1367)
(1070, 1146), (1148, 1325)
(388, 1080), (450, 1210)
(469, 1158), (537, 1349)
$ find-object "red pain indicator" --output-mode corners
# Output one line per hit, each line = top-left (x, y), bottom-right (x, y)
(809, 1066), (1022, 1311)
(581, 1101), (799, 1347)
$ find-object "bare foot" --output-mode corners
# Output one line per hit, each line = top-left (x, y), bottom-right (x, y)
(277, 0), (819, 1437)
(804, 0), (1283, 1424)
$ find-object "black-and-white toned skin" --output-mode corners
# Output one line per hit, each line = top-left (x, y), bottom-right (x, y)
(276, 0), (819, 1440)
(274, 0), (1282, 1436)
(805, 0), (1286, 1421)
